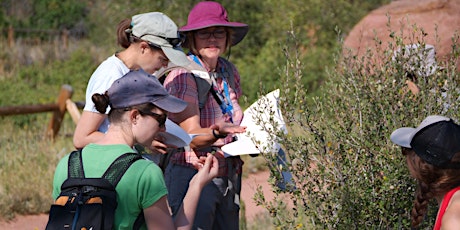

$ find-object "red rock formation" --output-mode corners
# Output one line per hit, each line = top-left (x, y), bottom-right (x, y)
(343, 0), (460, 68)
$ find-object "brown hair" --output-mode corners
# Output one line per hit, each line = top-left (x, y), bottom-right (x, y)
(183, 27), (234, 55)
(117, 18), (132, 49)
(91, 92), (158, 123)
(116, 18), (162, 52)
(403, 148), (460, 228)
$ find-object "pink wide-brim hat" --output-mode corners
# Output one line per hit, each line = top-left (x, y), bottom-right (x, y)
(179, 1), (249, 46)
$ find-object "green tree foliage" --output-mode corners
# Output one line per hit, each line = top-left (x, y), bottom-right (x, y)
(1, 0), (87, 32)
(30, 0), (87, 30)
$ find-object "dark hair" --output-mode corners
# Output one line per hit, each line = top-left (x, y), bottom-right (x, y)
(404, 148), (460, 228)
(92, 92), (110, 114)
(183, 27), (234, 55)
(117, 18), (132, 49)
(116, 18), (162, 52)
(91, 92), (123, 122)
(92, 92), (160, 122)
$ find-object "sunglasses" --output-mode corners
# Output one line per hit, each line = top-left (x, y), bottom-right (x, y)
(157, 33), (185, 47)
(139, 33), (184, 48)
(139, 110), (167, 128)
(195, 29), (227, 39)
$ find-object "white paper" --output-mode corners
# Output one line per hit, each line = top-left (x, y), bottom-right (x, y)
(222, 89), (287, 157)
(156, 119), (193, 148)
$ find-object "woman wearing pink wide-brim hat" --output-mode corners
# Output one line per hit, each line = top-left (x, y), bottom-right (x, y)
(162, 1), (249, 230)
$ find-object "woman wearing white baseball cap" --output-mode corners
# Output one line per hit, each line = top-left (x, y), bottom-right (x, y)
(73, 12), (190, 151)
(390, 115), (460, 229)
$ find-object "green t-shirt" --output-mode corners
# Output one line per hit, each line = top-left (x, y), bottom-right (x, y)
(52, 143), (168, 229)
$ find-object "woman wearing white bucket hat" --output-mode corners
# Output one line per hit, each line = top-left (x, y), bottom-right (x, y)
(162, 1), (249, 229)
(390, 115), (460, 229)
(73, 12), (190, 151)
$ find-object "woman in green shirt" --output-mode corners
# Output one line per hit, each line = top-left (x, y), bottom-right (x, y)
(52, 69), (219, 230)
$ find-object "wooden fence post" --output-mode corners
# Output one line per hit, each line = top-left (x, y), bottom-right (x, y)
(61, 29), (69, 51)
(8, 25), (14, 48)
(66, 99), (81, 124)
(46, 85), (73, 139)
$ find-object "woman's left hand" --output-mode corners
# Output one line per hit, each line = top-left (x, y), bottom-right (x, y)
(193, 153), (219, 187)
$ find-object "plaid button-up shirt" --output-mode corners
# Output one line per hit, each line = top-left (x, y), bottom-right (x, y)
(163, 57), (244, 175)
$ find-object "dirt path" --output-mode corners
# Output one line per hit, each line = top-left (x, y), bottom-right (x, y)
(0, 170), (273, 229)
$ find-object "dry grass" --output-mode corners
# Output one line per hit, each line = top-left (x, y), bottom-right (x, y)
(0, 114), (76, 220)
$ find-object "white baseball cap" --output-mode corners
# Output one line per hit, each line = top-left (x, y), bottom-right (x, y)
(129, 12), (190, 67)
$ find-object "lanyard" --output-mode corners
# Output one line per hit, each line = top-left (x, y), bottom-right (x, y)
(190, 54), (234, 122)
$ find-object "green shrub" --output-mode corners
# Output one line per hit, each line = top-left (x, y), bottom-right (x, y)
(252, 26), (460, 229)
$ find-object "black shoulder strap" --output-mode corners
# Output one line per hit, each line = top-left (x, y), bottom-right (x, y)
(195, 58), (236, 109)
(67, 150), (84, 178)
(102, 153), (143, 187)
(103, 153), (145, 230)
(157, 57), (236, 110)
(67, 150), (142, 188)
(193, 75), (213, 109)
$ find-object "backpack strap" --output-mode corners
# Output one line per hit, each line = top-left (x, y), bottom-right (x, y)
(218, 58), (236, 91)
(156, 55), (236, 110)
(67, 150), (142, 186)
(101, 153), (143, 187)
(104, 153), (145, 230)
(67, 150), (84, 178)
(191, 55), (236, 110)
(194, 76), (213, 109)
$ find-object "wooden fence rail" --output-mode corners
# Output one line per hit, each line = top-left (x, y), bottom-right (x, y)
(5, 25), (70, 49)
(0, 84), (84, 139)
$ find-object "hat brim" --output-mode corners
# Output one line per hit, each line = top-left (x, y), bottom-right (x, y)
(390, 127), (415, 148)
(153, 95), (188, 113)
(180, 21), (249, 46)
(140, 34), (191, 67)
(162, 46), (191, 67)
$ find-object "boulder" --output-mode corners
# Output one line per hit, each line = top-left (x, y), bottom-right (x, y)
(343, 0), (460, 69)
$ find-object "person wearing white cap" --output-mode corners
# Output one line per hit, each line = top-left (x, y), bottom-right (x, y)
(53, 69), (219, 229)
(390, 115), (460, 229)
(73, 12), (190, 151)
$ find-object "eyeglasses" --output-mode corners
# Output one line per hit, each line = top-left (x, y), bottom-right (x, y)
(139, 33), (185, 48)
(139, 110), (167, 128)
(195, 29), (227, 39)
